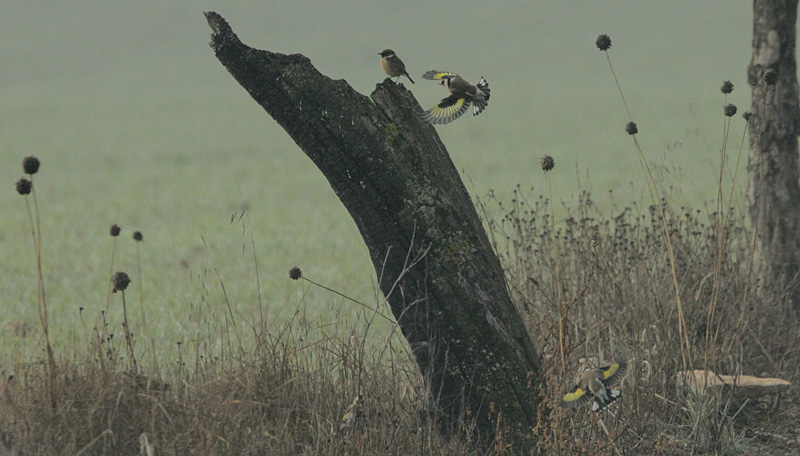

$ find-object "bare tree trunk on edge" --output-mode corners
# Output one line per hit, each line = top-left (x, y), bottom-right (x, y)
(748, 0), (800, 309)
(204, 12), (541, 451)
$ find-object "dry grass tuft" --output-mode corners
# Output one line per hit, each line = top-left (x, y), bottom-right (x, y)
(480, 186), (800, 455)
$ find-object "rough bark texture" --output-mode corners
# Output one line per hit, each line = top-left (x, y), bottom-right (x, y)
(205, 12), (540, 450)
(747, 0), (800, 309)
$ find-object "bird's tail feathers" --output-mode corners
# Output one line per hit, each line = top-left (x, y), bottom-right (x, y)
(591, 389), (621, 412)
(472, 77), (490, 116)
(476, 77), (490, 99)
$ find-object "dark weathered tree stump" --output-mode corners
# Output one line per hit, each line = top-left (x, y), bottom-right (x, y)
(205, 11), (541, 450)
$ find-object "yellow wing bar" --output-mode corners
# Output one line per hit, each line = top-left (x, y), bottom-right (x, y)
(422, 70), (458, 81)
(601, 362), (627, 384)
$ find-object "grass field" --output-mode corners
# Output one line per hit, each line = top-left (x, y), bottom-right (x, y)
(5, 2), (795, 454)
(1, 2), (752, 356)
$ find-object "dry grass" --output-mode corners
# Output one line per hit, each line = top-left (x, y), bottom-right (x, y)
(482, 187), (800, 455)
(0, 302), (485, 455)
(4, 170), (799, 455)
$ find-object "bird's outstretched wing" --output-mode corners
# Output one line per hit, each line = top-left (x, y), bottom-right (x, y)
(599, 362), (627, 387)
(561, 385), (593, 408)
(422, 70), (458, 80)
(421, 95), (472, 124)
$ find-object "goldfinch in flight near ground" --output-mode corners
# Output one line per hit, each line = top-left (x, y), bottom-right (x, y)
(379, 49), (415, 84)
(337, 394), (365, 433)
(420, 70), (490, 125)
(561, 361), (627, 412)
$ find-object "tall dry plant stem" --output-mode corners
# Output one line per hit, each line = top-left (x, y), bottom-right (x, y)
(545, 171), (567, 374)
(705, 94), (738, 373)
(25, 180), (57, 408)
(135, 241), (146, 333)
(104, 239), (117, 313)
(121, 291), (137, 370)
(602, 47), (693, 371)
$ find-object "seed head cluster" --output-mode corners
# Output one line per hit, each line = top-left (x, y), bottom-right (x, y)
(539, 155), (555, 172)
(22, 156), (40, 175)
(724, 104), (737, 117)
(625, 122), (638, 135)
(112, 271), (131, 293)
(110, 224), (121, 237)
(720, 80), (734, 94)
(133, 231), (143, 242)
(596, 34), (612, 51)
(289, 266), (303, 281)
(16, 178), (32, 195)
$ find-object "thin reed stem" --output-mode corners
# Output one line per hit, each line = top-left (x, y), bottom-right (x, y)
(121, 291), (137, 370)
(301, 277), (398, 326)
(545, 172), (567, 374)
(24, 182), (56, 409)
(603, 48), (692, 371)
(135, 242), (146, 333)
(104, 239), (117, 313)
(705, 101), (735, 372)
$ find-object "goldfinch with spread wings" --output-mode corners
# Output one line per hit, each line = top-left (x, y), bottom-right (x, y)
(420, 71), (490, 125)
(561, 361), (627, 412)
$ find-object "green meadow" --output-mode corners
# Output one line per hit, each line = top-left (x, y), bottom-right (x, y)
(2, 2), (751, 361)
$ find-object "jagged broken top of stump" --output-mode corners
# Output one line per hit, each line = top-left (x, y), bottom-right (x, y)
(679, 370), (791, 398)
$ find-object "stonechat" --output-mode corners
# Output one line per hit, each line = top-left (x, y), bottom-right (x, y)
(379, 49), (415, 84)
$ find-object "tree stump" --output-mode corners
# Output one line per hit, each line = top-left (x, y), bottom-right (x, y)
(205, 11), (541, 451)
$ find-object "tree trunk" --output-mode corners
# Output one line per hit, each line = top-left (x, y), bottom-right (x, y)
(205, 12), (540, 451)
(747, 0), (800, 309)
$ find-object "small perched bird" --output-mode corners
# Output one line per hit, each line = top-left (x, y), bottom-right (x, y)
(338, 394), (365, 433)
(379, 49), (414, 84)
(420, 70), (490, 125)
(561, 361), (627, 412)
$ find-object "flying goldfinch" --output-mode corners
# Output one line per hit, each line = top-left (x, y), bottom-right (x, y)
(338, 394), (364, 433)
(561, 361), (627, 412)
(420, 70), (490, 125)
(379, 49), (415, 84)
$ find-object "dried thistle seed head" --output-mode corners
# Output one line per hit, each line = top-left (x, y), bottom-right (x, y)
(112, 271), (131, 293)
(743, 111), (752, 121)
(540, 155), (555, 172)
(110, 224), (121, 237)
(724, 103), (737, 117)
(16, 178), (32, 195)
(625, 121), (638, 135)
(763, 69), (777, 85)
(596, 34), (612, 51)
(133, 231), (143, 242)
(289, 266), (302, 280)
(22, 156), (40, 175)
(720, 80), (734, 94)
